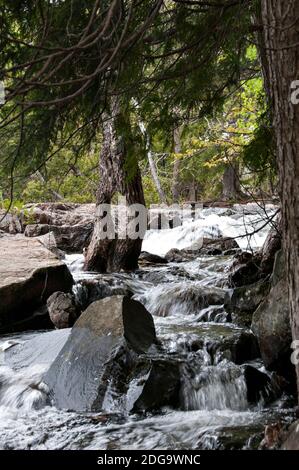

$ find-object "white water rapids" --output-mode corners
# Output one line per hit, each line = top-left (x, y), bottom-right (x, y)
(0, 203), (293, 450)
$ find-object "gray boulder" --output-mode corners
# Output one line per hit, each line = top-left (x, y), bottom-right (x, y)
(0, 235), (73, 333)
(44, 296), (157, 411)
(251, 251), (293, 378)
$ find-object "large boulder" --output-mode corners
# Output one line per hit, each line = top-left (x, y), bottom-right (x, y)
(251, 251), (295, 387)
(224, 280), (270, 327)
(44, 296), (158, 412)
(25, 202), (95, 226)
(47, 292), (79, 329)
(25, 223), (93, 253)
(0, 235), (73, 332)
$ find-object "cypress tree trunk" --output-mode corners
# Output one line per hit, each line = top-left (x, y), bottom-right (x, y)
(261, 0), (299, 397)
(84, 100), (145, 273)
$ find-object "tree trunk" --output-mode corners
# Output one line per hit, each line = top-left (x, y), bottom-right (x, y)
(172, 126), (182, 203)
(222, 162), (242, 200)
(261, 0), (299, 397)
(135, 104), (167, 203)
(84, 99), (145, 273)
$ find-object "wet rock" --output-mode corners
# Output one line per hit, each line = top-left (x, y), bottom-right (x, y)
(44, 296), (157, 411)
(75, 278), (133, 311)
(208, 330), (260, 365)
(223, 248), (242, 256)
(165, 248), (192, 263)
(165, 237), (239, 262)
(243, 365), (276, 404)
(251, 251), (295, 388)
(224, 280), (270, 327)
(197, 425), (264, 450)
(0, 235), (73, 333)
(138, 251), (168, 266)
(130, 358), (181, 412)
(228, 254), (263, 288)
(201, 237), (239, 255)
(47, 292), (79, 329)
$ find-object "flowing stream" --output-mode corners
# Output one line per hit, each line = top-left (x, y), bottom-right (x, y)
(0, 204), (295, 450)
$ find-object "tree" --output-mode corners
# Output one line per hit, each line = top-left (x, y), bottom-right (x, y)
(84, 97), (145, 272)
(260, 0), (299, 398)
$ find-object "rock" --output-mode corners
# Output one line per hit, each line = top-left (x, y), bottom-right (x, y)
(243, 365), (277, 404)
(165, 248), (192, 263)
(197, 425), (264, 450)
(130, 358), (181, 412)
(25, 202), (95, 226)
(36, 231), (65, 259)
(0, 235), (73, 333)
(165, 237), (239, 262)
(75, 278), (133, 311)
(260, 423), (286, 450)
(44, 296), (157, 411)
(224, 280), (270, 327)
(138, 251), (168, 266)
(281, 420), (299, 450)
(228, 223), (281, 288)
(208, 330), (260, 365)
(251, 251), (294, 385)
(25, 223), (93, 253)
(228, 255), (263, 288)
(201, 237), (239, 254)
(47, 292), (79, 329)
(0, 210), (23, 234)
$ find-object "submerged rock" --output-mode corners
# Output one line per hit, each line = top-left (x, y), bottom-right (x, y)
(0, 235), (73, 333)
(44, 296), (157, 411)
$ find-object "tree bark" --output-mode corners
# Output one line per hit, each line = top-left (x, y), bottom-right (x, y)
(172, 126), (182, 203)
(84, 99), (145, 273)
(222, 162), (242, 200)
(261, 0), (299, 397)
